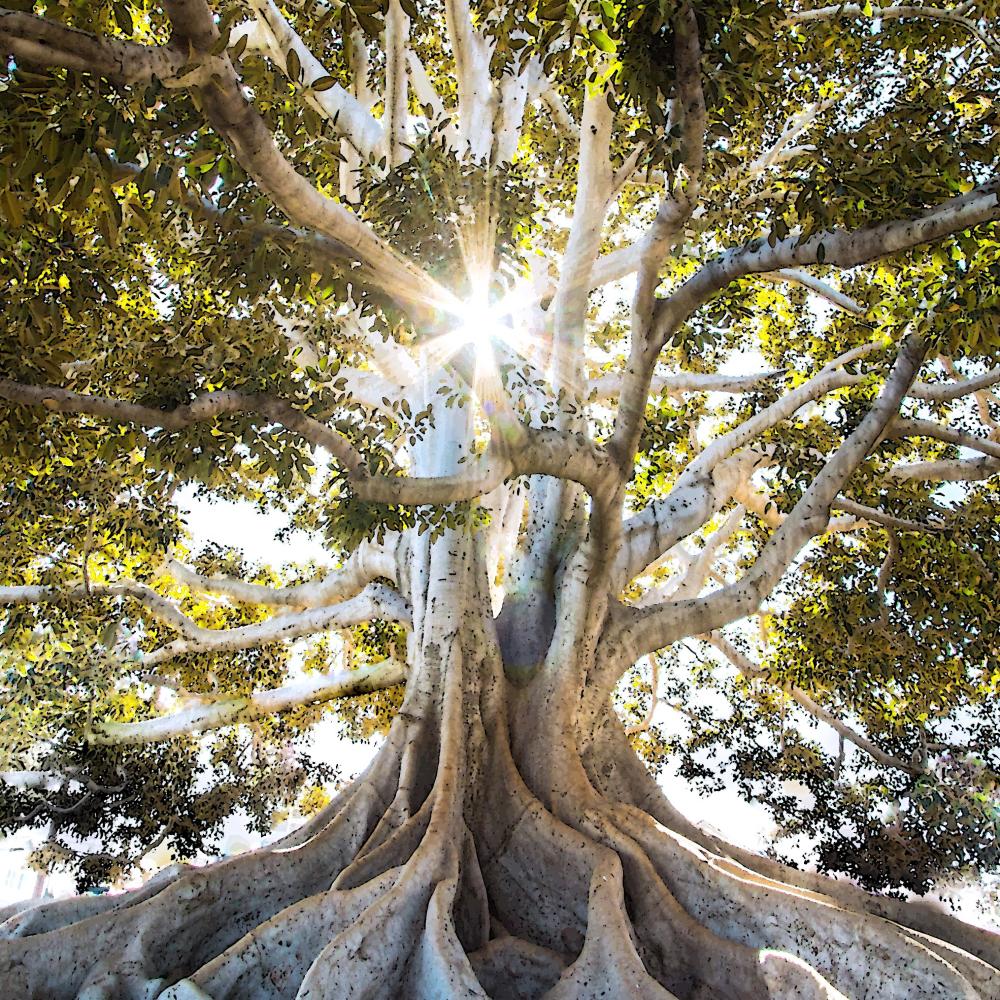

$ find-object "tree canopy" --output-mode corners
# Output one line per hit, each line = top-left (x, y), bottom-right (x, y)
(1, 0), (999, 922)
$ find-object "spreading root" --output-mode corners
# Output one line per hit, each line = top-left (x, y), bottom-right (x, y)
(2, 658), (997, 999)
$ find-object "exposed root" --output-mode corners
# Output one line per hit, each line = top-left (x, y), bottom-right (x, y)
(4, 590), (997, 1000)
(163, 871), (401, 999)
(586, 715), (1000, 972)
(614, 803), (988, 999)
(468, 938), (567, 999)
(542, 854), (677, 999)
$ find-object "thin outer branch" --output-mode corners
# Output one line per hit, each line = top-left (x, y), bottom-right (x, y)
(876, 528), (900, 628)
(0, 581), (202, 640)
(706, 633), (921, 775)
(832, 497), (947, 533)
(87, 658), (406, 745)
(759, 269), (866, 316)
(787, 3), (1000, 55)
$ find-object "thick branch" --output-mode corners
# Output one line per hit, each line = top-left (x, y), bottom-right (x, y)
(0, 378), (367, 476)
(589, 368), (787, 401)
(651, 180), (1000, 349)
(245, 0), (384, 156)
(887, 454), (1000, 481)
(88, 658), (406, 745)
(0, 6), (187, 86)
(161, 0), (449, 318)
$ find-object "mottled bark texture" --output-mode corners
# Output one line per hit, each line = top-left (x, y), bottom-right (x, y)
(1, 523), (997, 999)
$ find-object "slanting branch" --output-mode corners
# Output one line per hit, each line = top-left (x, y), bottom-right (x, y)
(889, 416), (1000, 460)
(758, 269), (866, 316)
(139, 582), (411, 668)
(832, 497), (947, 533)
(158, 0), (451, 318)
(705, 633), (921, 775)
(615, 343), (874, 588)
(618, 334), (925, 665)
(88, 659), (406, 745)
(244, 0), (384, 157)
(909, 365), (1000, 402)
(0, 379), (367, 476)
(887, 454), (1000, 482)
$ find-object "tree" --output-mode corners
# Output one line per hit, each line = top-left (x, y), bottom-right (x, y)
(1, 0), (999, 994)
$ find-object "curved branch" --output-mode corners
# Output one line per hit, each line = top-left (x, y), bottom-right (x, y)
(832, 497), (947, 533)
(166, 537), (398, 609)
(887, 454), (1000, 481)
(356, 427), (616, 509)
(139, 582), (411, 668)
(650, 180), (1000, 349)
(245, 0), (384, 156)
(615, 344), (875, 588)
(88, 658), (406, 745)
(619, 333), (926, 663)
(159, 0), (450, 319)
(758, 269), (866, 316)
(0, 378), (366, 475)
(909, 366), (1000, 401)
(889, 416), (1000, 460)
(0, 581), (201, 640)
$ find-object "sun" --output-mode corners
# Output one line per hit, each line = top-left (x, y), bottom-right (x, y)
(452, 293), (512, 358)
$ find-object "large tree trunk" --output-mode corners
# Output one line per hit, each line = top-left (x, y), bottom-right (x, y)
(1, 516), (999, 999)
